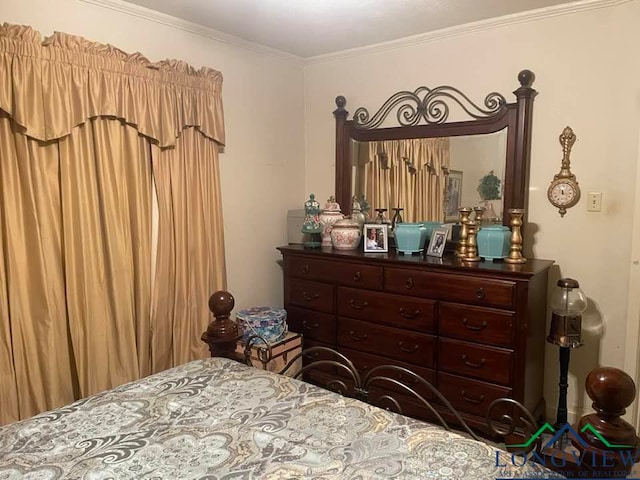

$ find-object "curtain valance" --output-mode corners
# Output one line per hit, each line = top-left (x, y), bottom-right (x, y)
(356, 137), (450, 173)
(0, 24), (225, 147)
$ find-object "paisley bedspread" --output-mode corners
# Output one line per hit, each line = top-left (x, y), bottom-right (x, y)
(0, 358), (561, 479)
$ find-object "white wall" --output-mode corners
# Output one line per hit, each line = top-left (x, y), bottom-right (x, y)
(304, 1), (640, 420)
(2, 0), (306, 312)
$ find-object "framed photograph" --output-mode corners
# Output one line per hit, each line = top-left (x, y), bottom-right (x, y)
(363, 224), (388, 253)
(426, 227), (448, 257)
(444, 170), (463, 222)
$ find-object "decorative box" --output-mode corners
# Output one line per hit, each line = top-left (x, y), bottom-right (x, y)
(235, 332), (302, 376)
(236, 306), (287, 343)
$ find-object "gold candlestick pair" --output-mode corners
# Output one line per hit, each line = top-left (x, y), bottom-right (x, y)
(455, 207), (480, 262)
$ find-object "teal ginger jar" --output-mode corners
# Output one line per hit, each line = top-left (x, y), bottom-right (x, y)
(477, 225), (510, 260)
(395, 223), (428, 254)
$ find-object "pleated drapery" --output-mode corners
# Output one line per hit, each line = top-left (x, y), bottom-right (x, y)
(354, 138), (450, 222)
(0, 24), (226, 425)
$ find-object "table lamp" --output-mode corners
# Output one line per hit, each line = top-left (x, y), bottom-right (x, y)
(547, 278), (587, 428)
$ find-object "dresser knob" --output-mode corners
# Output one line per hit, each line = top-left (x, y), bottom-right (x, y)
(301, 264), (310, 274)
(398, 341), (419, 353)
(349, 299), (369, 310)
(461, 390), (485, 405)
(399, 308), (420, 319)
(475, 287), (485, 300)
(405, 277), (414, 289)
(302, 291), (320, 301)
(348, 331), (368, 342)
(462, 318), (488, 331)
(461, 353), (486, 369)
(353, 271), (362, 281)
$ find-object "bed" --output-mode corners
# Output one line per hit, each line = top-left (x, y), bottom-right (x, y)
(0, 356), (559, 479)
(1, 291), (637, 479)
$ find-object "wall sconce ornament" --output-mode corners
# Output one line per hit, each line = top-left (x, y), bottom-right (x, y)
(547, 126), (581, 217)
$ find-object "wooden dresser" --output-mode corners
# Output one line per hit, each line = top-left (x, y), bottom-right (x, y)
(278, 245), (553, 434)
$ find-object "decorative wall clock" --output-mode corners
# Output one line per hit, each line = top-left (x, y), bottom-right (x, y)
(547, 126), (580, 217)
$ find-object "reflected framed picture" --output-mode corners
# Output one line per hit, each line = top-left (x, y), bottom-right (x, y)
(363, 224), (388, 253)
(444, 170), (463, 222)
(426, 227), (448, 257)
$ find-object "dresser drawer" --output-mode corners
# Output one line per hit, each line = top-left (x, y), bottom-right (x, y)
(439, 303), (515, 347)
(289, 279), (335, 314)
(339, 347), (436, 400)
(288, 256), (383, 290)
(337, 287), (436, 333)
(438, 372), (512, 416)
(337, 318), (435, 367)
(286, 306), (336, 344)
(384, 268), (515, 308)
(438, 338), (513, 386)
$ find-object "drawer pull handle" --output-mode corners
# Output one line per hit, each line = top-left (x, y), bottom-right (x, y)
(461, 390), (485, 405)
(405, 277), (414, 289)
(462, 318), (488, 331)
(302, 291), (320, 301)
(301, 264), (310, 274)
(348, 331), (368, 342)
(302, 320), (318, 330)
(475, 287), (486, 300)
(399, 307), (420, 319)
(349, 299), (369, 310)
(397, 341), (419, 353)
(353, 271), (362, 281)
(461, 354), (486, 369)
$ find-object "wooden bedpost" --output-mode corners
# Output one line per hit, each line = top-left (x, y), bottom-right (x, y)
(572, 367), (639, 477)
(201, 290), (243, 361)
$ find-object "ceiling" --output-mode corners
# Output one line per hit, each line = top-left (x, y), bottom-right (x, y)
(122, 0), (576, 58)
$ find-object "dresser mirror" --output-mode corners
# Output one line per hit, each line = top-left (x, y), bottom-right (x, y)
(334, 70), (537, 226)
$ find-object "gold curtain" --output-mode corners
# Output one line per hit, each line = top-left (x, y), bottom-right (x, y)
(150, 127), (226, 371)
(355, 138), (450, 222)
(0, 24), (226, 425)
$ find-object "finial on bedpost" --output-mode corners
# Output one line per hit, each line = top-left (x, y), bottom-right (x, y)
(574, 367), (639, 477)
(201, 290), (243, 361)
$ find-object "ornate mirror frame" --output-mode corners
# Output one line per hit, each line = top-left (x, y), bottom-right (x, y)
(333, 69), (537, 226)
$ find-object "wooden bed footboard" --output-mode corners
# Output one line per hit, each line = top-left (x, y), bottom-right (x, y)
(202, 290), (640, 478)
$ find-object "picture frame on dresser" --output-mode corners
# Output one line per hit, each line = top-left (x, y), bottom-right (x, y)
(364, 224), (388, 253)
(426, 228), (448, 257)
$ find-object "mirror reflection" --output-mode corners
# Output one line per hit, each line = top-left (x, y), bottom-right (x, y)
(351, 128), (508, 224)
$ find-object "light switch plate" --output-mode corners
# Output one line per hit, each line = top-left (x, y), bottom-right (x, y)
(587, 192), (602, 212)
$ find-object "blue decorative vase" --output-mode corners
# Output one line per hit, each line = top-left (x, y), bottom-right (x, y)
(395, 223), (427, 254)
(477, 225), (511, 260)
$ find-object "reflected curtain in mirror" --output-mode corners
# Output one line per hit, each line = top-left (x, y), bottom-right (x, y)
(0, 25), (226, 425)
(353, 138), (450, 222)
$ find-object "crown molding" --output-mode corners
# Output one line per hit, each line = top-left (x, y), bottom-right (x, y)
(306, 0), (633, 65)
(78, 0), (305, 65)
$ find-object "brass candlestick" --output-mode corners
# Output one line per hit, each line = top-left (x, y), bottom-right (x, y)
(464, 220), (481, 262)
(504, 208), (527, 264)
(456, 207), (473, 258)
(473, 206), (485, 227)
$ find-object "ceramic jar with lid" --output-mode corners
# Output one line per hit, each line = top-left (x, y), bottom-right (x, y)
(318, 196), (344, 247)
(477, 225), (510, 260)
(330, 217), (362, 250)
